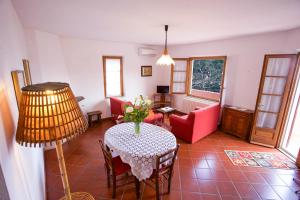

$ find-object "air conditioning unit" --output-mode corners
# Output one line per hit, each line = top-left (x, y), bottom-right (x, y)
(138, 48), (157, 56)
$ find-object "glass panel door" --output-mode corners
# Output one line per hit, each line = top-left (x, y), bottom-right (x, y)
(256, 58), (290, 129)
(250, 54), (297, 147)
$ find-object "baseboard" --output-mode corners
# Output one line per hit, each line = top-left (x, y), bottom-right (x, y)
(102, 116), (113, 121)
(249, 141), (274, 148)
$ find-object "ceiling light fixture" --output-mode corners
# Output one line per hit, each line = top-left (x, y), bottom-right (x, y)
(156, 25), (175, 66)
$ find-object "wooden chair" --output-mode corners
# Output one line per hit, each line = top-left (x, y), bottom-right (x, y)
(144, 144), (180, 200)
(99, 140), (138, 199)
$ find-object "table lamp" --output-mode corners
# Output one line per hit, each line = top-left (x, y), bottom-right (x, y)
(16, 82), (94, 200)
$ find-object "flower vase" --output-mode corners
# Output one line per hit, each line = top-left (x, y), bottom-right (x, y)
(134, 122), (141, 135)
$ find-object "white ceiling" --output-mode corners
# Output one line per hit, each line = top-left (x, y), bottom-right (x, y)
(12, 0), (300, 45)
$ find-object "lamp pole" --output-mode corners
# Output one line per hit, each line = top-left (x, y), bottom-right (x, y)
(55, 140), (72, 200)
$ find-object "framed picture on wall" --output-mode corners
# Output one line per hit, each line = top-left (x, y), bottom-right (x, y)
(141, 66), (152, 77)
(11, 70), (26, 110)
(22, 59), (32, 85)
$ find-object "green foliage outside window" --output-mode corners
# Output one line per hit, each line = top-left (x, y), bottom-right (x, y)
(191, 59), (224, 93)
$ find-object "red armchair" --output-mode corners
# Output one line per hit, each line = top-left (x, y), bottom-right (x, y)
(169, 103), (220, 143)
(109, 97), (163, 124)
(110, 97), (132, 121)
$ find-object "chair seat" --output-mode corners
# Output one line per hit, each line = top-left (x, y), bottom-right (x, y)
(150, 164), (170, 177)
(112, 156), (131, 175)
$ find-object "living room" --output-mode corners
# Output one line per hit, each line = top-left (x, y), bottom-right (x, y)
(1, 0), (300, 200)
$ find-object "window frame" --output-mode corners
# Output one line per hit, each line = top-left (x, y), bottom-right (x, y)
(102, 56), (124, 98)
(186, 56), (227, 103)
(170, 58), (189, 94)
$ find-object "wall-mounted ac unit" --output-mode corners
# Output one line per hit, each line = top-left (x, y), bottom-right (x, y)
(138, 48), (157, 56)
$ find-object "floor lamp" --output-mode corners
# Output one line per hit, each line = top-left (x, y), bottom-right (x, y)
(16, 82), (94, 200)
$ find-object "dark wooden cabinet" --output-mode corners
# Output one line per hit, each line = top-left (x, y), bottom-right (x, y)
(221, 105), (254, 140)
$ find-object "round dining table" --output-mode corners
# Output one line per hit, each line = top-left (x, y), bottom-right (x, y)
(104, 122), (177, 181)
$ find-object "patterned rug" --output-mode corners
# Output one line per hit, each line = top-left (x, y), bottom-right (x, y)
(224, 150), (298, 169)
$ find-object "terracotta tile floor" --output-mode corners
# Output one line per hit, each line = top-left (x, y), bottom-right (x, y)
(45, 120), (300, 200)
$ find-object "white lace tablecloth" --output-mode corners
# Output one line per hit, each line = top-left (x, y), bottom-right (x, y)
(104, 122), (177, 181)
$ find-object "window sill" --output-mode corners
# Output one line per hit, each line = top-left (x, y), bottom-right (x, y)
(185, 95), (219, 104)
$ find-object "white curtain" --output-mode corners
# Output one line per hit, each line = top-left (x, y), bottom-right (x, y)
(172, 60), (187, 93)
(256, 58), (291, 128)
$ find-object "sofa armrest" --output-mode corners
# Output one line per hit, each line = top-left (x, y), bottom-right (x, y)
(169, 114), (189, 125)
(169, 114), (194, 131)
(169, 114), (194, 143)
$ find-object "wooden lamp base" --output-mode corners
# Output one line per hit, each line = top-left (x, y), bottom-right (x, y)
(55, 140), (95, 200)
(59, 192), (95, 200)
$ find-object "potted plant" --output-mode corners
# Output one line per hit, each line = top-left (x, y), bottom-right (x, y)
(124, 95), (152, 135)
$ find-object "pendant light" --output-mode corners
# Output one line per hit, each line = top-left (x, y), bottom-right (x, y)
(156, 25), (175, 66)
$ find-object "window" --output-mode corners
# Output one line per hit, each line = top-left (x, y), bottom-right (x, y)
(187, 56), (226, 101)
(103, 56), (124, 97)
(170, 58), (188, 94)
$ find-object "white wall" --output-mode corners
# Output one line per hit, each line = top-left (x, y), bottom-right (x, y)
(169, 28), (300, 111)
(0, 0), (45, 200)
(24, 31), (168, 118)
(285, 28), (300, 51)
(60, 37), (165, 117)
(25, 29), (70, 84)
(22, 15), (300, 116)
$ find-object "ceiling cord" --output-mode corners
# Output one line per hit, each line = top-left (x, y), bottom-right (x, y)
(165, 25), (168, 50)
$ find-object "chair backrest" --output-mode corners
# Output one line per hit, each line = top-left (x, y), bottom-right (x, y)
(110, 97), (126, 117)
(192, 103), (220, 130)
(99, 139), (114, 171)
(155, 144), (180, 176)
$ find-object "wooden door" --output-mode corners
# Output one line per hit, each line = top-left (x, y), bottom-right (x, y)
(250, 54), (298, 147)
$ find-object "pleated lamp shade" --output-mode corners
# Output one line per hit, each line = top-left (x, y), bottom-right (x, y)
(156, 49), (175, 66)
(16, 82), (88, 147)
(156, 25), (175, 66)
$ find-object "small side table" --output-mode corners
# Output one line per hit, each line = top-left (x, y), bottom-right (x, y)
(156, 107), (176, 123)
(87, 111), (102, 127)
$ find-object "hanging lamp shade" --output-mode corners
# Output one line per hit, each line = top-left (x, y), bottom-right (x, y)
(16, 82), (88, 147)
(156, 48), (175, 66)
(156, 25), (175, 66)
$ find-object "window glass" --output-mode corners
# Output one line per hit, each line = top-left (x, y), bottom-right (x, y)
(171, 60), (187, 94)
(103, 57), (123, 97)
(191, 59), (224, 93)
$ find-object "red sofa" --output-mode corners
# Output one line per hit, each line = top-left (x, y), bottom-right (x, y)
(109, 97), (163, 124)
(169, 103), (220, 143)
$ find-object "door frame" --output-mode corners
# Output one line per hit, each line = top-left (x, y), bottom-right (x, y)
(277, 53), (300, 149)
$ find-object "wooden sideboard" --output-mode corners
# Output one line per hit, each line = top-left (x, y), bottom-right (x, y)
(221, 105), (254, 140)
